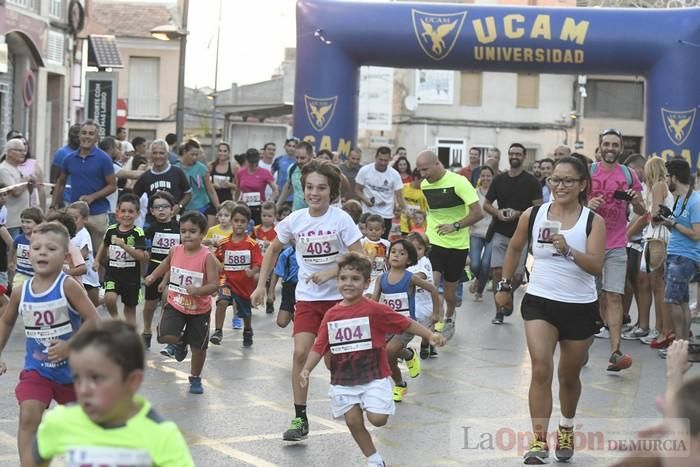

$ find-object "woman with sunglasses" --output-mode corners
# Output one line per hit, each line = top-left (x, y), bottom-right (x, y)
(495, 156), (605, 465)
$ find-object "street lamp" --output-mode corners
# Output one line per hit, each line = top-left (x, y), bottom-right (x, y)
(151, 0), (189, 144)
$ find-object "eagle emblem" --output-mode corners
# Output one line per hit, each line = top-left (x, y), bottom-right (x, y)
(304, 95), (338, 132)
(412, 9), (467, 61)
(661, 108), (696, 146)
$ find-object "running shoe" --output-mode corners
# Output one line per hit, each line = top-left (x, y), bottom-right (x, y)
(188, 376), (203, 394)
(367, 461), (385, 467)
(243, 329), (254, 347)
(266, 301), (275, 314)
(142, 333), (152, 349)
(622, 326), (649, 340)
(651, 332), (675, 349)
(491, 312), (504, 325)
(209, 329), (223, 345)
(594, 326), (610, 339)
(283, 417), (309, 441)
(441, 318), (455, 340)
(232, 317), (243, 330)
(434, 321), (445, 333)
(500, 304), (514, 317)
(393, 384), (407, 402)
(555, 426), (574, 462)
(160, 344), (175, 358)
(429, 344), (438, 358)
(405, 348), (421, 378)
(658, 348), (668, 359)
(640, 329), (661, 345)
(173, 342), (188, 362)
(622, 314), (632, 330)
(523, 438), (549, 465)
(607, 350), (632, 372)
(473, 292), (483, 302)
(469, 280), (478, 294)
(420, 345), (430, 360)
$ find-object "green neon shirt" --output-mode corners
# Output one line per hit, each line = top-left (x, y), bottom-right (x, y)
(34, 396), (194, 467)
(421, 171), (479, 250)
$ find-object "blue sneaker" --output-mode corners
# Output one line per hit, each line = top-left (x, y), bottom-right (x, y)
(232, 317), (243, 330)
(189, 376), (203, 394)
(173, 342), (188, 362)
(160, 344), (175, 358)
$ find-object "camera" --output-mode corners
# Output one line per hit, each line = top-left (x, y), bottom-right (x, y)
(653, 204), (673, 222)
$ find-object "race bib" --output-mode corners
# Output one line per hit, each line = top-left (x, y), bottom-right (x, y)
(299, 233), (340, 265)
(371, 256), (386, 277)
(380, 292), (410, 316)
(65, 446), (152, 467)
(257, 239), (269, 255)
(169, 266), (203, 294)
(241, 192), (261, 207)
(152, 232), (180, 255)
(213, 174), (230, 188)
(108, 244), (134, 268)
(22, 298), (72, 346)
(224, 250), (252, 271)
(16, 244), (30, 269)
(328, 317), (372, 354)
(536, 220), (561, 244)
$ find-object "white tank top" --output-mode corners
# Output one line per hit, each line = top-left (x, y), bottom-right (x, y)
(527, 202), (597, 303)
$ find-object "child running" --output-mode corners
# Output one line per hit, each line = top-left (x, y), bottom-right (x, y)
(9, 207), (44, 287)
(252, 201), (278, 314)
(251, 160), (363, 441)
(269, 242), (298, 328)
(204, 201), (235, 247)
(94, 193), (147, 324)
(143, 191), (180, 349)
(407, 232), (438, 359)
(362, 214), (390, 298)
(144, 211), (218, 394)
(67, 201), (101, 307)
(300, 252), (445, 467)
(45, 211), (87, 279)
(32, 319), (194, 466)
(210, 205), (262, 347)
(0, 222), (98, 465)
(372, 239), (441, 402)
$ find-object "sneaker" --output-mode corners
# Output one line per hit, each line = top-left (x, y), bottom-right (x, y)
(555, 426), (574, 462)
(367, 460), (386, 467)
(640, 329), (661, 345)
(594, 326), (610, 339)
(607, 350), (632, 372)
(441, 318), (455, 340)
(405, 348), (421, 378)
(232, 317), (243, 330)
(160, 344), (175, 358)
(429, 344), (438, 358)
(658, 348), (668, 359)
(651, 332), (675, 349)
(523, 438), (549, 465)
(142, 333), (152, 349)
(173, 342), (188, 362)
(266, 301), (274, 314)
(469, 280), (478, 294)
(434, 321), (445, 333)
(420, 345), (430, 360)
(392, 384), (407, 402)
(209, 329), (223, 345)
(473, 292), (483, 302)
(282, 417), (309, 441)
(243, 329), (254, 347)
(188, 376), (203, 394)
(499, 305), (514, 317)
(622, 326), (649, 340)
(491, 312), (504, 325)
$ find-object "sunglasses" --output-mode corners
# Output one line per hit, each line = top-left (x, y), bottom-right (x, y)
(600, 128), (622, 139)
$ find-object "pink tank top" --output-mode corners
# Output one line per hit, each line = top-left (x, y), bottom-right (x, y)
(167, 244), (212, 315)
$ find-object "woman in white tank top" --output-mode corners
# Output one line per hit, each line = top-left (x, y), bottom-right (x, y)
(495, 156), (606, 465)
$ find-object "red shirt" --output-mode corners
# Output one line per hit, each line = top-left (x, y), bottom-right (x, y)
(253, 225), (277, 255)
(215, 235), (262, 299)
(312, 297), (412, 386)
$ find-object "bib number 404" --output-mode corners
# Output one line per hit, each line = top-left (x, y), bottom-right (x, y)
(335, 326), (363, 342)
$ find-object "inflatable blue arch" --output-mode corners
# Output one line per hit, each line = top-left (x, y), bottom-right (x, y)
(294, 0), (700, 165)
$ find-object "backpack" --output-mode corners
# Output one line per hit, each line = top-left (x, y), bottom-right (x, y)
(590, 162), (633, 189)
(528, 204), (594, 243)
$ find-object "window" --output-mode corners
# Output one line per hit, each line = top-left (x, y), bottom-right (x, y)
(47, 31), (64, 64)
(436, 138), (466, 168)
(7, 0), (39, 12)
(516, 73), (539, 108)
(128, 57), (159, 118)
(460, 72), (482, 107)
(49, 0), (62, 18)
(584, 79), (644, 119)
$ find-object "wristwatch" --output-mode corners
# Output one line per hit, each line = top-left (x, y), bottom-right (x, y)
(496, 279), (513, 293)
(452, 222), (461, 231)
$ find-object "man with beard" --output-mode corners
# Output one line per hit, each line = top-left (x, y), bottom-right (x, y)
(483, 143), (542, 324)
(458, 147), (482, 186)
(656, 158), (700, 361)
(588, 128), (645, 372)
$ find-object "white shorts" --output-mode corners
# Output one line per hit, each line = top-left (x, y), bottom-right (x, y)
(329, 377), (395, 418)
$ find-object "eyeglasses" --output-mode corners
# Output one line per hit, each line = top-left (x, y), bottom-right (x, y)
(508, 151), (524, 156)
(152, 204), (172, 210)
(600, 128), (623, 139)
(547, 177), (581, 187)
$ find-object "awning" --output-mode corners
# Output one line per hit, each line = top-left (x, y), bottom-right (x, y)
(218, 103), (293, 120)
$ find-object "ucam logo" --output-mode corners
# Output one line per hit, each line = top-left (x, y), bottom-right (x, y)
(412, 9), (468, 61)
(304, 95), (338, 132)
(662, 108), (696, 146)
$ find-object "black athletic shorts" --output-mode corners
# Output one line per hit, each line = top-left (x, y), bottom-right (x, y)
(280, 282), (297, 313)
(158, 304), (210, 350)
(428, 244), (469, 283)
(144, 263), (165, 301)
(103, 274), (142, 307)
(521, 293), (598, 341)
